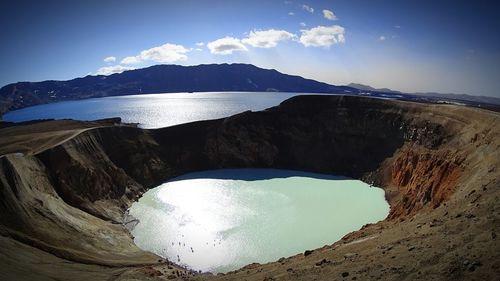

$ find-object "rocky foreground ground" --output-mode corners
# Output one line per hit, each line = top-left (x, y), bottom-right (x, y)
(0, 95), (498, 280)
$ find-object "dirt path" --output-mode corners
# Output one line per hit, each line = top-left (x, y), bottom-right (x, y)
(0, 119), (123, 156)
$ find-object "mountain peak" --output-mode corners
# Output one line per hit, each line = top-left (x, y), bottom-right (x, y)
(0, 64), (350, 116)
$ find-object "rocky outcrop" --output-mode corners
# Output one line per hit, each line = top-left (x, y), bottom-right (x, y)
(386, 145), (465, 218)
(0, 95), (499, 280)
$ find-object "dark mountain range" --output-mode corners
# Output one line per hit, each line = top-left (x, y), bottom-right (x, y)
(0, 63), (355, 116)
(1, 63), (499, 118)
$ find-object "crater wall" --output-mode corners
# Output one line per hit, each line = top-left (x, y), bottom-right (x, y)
(0, 95), (498, 280)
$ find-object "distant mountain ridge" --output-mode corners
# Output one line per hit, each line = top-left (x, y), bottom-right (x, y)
(1, 63), (499, 118)
(0, 64), (354, 116)
(347, 83), (500, 106)
(347, 83), (402, 94)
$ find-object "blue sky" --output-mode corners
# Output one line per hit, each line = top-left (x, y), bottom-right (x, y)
(1, 0), (499, 97)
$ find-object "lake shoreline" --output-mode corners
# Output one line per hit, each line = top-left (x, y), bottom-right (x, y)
(128, 169), (389, 273)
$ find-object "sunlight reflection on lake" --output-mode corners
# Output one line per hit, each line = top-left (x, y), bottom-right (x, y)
(128, 169), (389, 273)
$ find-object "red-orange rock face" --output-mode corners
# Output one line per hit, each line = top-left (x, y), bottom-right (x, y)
(388, 145), (464, 219)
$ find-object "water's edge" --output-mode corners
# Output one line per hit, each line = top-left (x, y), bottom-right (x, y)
(126, 169), (390, 273)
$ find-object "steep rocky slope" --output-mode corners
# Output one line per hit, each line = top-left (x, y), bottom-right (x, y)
(0, 95), (498, 280)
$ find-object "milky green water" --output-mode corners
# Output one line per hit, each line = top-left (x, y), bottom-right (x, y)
(128, 169), (389, 273)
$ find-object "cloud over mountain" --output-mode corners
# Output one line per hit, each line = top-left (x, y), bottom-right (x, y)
(207, 37), (248, 55)
(299, 25), (345, 47)
(242, 29), (295, 48)
(96, 65), (135, 75)
(121, 43), (189, 64)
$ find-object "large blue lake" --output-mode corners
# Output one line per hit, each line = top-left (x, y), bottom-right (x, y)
(3, 92), (310, 128)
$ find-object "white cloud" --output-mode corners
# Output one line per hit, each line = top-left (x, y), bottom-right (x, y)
(299, 25), (345, 47)
(302, 4), (314, 13)
(103, 56), (116, 63)
(288, 12), (295, 16)
(300, 22), (307, 27)
(140, 43), (188, 63)
(121, 56), (142, 64)
(96, 65), (135, 75)
(242, 29), (295, 48)
(322, 9), (337, 20)
(207, 36), (248, 55)
(121, 43), (189, 64)
(394, 25), (401, 29)
(196, 42), (204, 46)
(379, 35), (386, 41)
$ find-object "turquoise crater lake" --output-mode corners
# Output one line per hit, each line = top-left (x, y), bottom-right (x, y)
(128, 169), (390, 273)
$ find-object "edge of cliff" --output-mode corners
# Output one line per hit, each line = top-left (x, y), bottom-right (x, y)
(0, 95), (499, 280)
